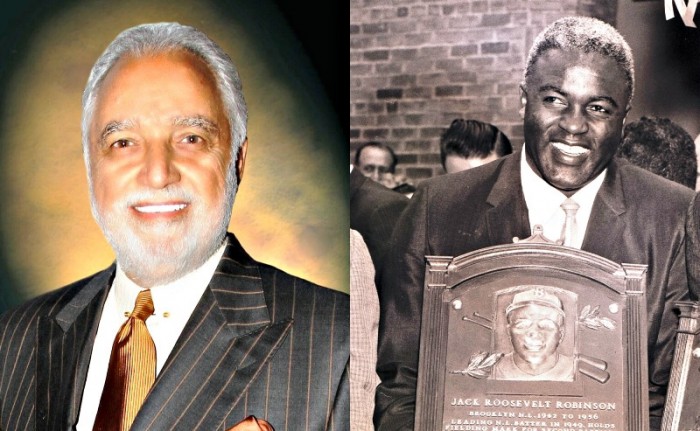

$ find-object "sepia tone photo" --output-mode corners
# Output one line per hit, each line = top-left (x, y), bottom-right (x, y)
(415, 245), (647, 430)
(352, 1), (700, 429)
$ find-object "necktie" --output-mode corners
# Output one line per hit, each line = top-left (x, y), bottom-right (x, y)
(93, 289), (156, 431)
(560, 198), (580, 247)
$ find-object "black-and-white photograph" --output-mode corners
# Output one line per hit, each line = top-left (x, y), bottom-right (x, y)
(351, 1), (700, 430)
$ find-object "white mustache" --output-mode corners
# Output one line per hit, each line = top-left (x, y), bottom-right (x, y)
(120, 187), (197, 208)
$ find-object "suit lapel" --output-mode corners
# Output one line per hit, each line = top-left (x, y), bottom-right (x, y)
(35, 267), (112, 430)
(133, 234), (292, 431)
(485, 152), (532, 245)
(581, 160), (627, 260)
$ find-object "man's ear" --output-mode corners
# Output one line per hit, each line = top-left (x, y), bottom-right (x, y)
(519, 85), (527, 119)
(236, 138), (248, 185)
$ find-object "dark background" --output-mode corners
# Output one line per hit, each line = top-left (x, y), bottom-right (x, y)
(0, 0), (349, 311)
(275, 1), (348, 136)
(0, 0), (347, 135)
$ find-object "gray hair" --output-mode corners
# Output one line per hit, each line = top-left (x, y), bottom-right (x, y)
(81, 22), (247, 168)
(524, 16), (635, 102)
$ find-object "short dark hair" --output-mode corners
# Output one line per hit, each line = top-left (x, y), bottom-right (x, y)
(439, 119), (513, 168)
(524, 16), (635, 104)
(354, 141), (398, 173)
(617, 116), (697, 189)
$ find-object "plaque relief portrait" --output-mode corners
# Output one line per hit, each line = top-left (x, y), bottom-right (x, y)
(452, 279), (620, 388)
(490, 285), (576, 382)
(415, 243), (649, 430)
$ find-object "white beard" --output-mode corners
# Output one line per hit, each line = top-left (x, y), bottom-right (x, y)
(91, 178), (236, 287)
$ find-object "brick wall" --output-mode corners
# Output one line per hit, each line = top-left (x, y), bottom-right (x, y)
(350, 0), (618, 184)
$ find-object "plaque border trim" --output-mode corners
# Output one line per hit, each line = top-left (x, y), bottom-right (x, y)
(414, 242), (649, 431)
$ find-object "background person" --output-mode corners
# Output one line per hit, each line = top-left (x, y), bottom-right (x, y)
(354, 141), (398, 186)
(440, 118), (513, 174)
(350, 229), (381, 430)
(617, 116), (697, 189)
(350, 167), (408, 277)
(354, 141), (416, 196)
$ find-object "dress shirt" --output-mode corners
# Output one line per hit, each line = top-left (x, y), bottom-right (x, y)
(76, 242), (227, 431)
(520, 147), (606, 249)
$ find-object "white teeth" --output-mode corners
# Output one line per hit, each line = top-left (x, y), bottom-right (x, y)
(552, 142), (590, 156)
(134, 204), (187, 213)
(524, 341), (544, 351)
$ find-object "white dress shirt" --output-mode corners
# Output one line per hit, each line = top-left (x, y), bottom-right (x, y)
(76, 242), (226, 430)
(520, 147), (606, 249)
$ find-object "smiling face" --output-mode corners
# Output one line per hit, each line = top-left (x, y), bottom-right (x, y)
(521, 49), (630, 195)
(87, 50), (242, 286)
(507, 303), (564, 374)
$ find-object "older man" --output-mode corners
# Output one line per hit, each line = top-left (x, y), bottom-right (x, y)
(0, 23), (348, 430)
(354, 141), (398, 187)
(376, 16), (692, 430)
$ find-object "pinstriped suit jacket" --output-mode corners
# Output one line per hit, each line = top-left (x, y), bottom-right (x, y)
(0, 233), (349, 430)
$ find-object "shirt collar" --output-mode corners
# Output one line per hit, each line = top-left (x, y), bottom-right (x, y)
(112, 240), (227, 318)
(520, 146), (606, 245)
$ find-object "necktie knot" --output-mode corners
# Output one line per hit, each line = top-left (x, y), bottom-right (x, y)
(131, 289), (154, 321)
(561, 198), (580, 215)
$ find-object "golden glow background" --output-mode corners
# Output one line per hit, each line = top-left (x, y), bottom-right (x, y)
(0, 0), (348, 302)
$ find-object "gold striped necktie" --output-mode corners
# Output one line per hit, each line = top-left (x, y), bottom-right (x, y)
(93, 289), (156, 431)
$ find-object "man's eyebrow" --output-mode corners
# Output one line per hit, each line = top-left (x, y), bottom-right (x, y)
(589, 96), (619, 109)
(99, 120), (135, 144)
(538, 84), (564, 95)
(538, 85), (619, 109)
(172, 116), (220, 134)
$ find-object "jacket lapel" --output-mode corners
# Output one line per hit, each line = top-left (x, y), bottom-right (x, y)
(581, 160), (627, 260)
(485, 152), (532, 245)
(35, 267), (112, 430)
(132, 234), (292, 431)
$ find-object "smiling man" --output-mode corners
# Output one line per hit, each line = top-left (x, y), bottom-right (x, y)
(375, 17), (692, 431)
(0, 23), (348, 431)
(492, 288), (574, 381)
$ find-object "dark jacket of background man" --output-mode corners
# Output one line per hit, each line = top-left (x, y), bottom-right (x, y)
(350, 168), (408, 275)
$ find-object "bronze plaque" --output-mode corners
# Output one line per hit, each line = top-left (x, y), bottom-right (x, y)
(415, 239), (649, 431)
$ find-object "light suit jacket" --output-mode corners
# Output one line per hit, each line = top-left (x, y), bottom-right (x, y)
(0, 233), (349, 430)
(350, 229), (380, 430)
